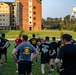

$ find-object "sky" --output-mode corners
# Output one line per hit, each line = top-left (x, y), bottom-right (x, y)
(0, 0), (76, 19)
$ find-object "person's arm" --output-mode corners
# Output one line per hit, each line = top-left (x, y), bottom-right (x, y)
(1, 42), (9, 49)
(50, 49), (56, 56)
(12, 45), (20, 62)
(31, 50), (39, 61)
(31, 45), (39, 61)
(12, 48), (18, 62)
(55, 47), (64, 73)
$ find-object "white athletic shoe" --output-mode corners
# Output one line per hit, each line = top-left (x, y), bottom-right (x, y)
(16, 70), (18, 73)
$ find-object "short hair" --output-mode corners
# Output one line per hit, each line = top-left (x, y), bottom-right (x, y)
(18, 39), (22, 43)
(22, 35), (28, 41)
(52, 37), (56, 40)
(32, 34), (35, 37)
(45, 36), (49, 41)
(1, 33), (5, 37)
(61, 34), (71, 42)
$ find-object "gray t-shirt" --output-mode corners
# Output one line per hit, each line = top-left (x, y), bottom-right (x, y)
(15, 42), (36, 61)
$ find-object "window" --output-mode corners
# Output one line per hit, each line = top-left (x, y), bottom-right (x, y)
(34, 22), (36, 25)
(13, 19), (15, 22)
(33, 6), (36, 9)
(30, 22), (31, 24)
(3, 19), (5, 21)
(12, 7), (14, 10)
(12, 11), (14, 14)
(30, 5), (31, 7)
(3, 15), (5, 16)
(12, 15), (15, 18)
(30, 16), (31, 18)
(29, 11), (31, 13)
(33, 17), (36, 20)
(33, 12), (36, 14)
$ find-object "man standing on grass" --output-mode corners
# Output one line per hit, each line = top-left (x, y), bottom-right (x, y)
(14, 34), (22, 72)
(55, 34), (76, 75)
(0, 34), (9, 66)
(1, 33), (10, 64)
(50, 37), (59, 71)
(12, 35), (39, 75)
(29, 34), (38, 64)
(39, 36), (55, 75)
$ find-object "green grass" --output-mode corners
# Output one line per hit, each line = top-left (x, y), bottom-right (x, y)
(0, 30), (76, 39)
(0, 40), (59, 75)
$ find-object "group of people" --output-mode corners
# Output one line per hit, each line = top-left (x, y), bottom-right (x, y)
(0, 33), (76, 75)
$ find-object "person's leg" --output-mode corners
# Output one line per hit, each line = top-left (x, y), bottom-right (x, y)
(4, 53), (7, 63)
(41, 64), (45, 75)
(27, 61), (32, 75)
(18, 61), (26, 75)
(49, 59), (54, 71)
(16, 62), (18, 72)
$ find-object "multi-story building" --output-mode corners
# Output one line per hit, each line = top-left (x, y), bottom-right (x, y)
(0, 0), (42, 30)
(0, 2), (11, 30)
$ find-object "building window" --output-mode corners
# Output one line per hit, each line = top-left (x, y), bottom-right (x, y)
(12, 15), (15, 18)
(3, 19), (5, 21)
(33, 17), (36, 20)
(33, 6), (36, 9)
(13, 19), (15, 22)
(30, 16), (31, 18)
(30, 5), (31, 7)
(33, 12), (36, 14)
(29, 11), (31, 13)
(34, 22), (36, 25)
(12, 11), (14, 14)
(12, 7), (14, 10)
(30, 22), (32, 24)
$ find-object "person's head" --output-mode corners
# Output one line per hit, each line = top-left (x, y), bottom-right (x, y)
(32, 34), (35, 38)
(52, 37), (56, 41)
(19, 34), (21, 38)
(18, 39), (22, 44)
(1, 33), (5, 38)
(61, 34), (71, 44)
(22, 35), (28, 42)
(45, 36), (49, 42)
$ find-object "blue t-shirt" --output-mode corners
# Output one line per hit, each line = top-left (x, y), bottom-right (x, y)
(15, 42), (36, 61)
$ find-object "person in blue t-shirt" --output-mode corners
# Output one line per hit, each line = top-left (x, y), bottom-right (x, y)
(12, 35), (39, 75)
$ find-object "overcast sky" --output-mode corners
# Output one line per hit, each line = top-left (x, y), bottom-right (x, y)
(0, 0), (76, 19)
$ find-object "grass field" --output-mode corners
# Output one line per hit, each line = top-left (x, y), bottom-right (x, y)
(0, 30), (76, 39)
(0, 40), (59, 75)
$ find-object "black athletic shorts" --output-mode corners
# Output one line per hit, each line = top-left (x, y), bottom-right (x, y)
(41, 56), (50, 64)
(2, 48), (7, 55)
(60, 69), (76, 75)
(18, 60), (32, 75)
(50, 54), (57, 59)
